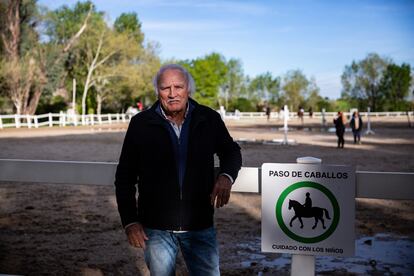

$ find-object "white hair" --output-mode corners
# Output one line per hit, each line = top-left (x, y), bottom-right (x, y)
(153, 64), (196, 96)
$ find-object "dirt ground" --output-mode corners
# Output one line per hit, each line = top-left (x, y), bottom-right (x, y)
(0, 117), (413, 275)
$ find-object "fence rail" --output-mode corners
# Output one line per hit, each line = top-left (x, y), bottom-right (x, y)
(0, 112), (134, 129)
(1, 111), (413, 129)
(226, 111), (414, 119)
(0, 159), (413, 200)
(1, 159), (412, 276)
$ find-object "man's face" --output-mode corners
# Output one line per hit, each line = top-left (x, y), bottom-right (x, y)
(158, 69), (189, 115)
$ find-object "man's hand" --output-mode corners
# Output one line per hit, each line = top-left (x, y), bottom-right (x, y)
(210, 175), (232, 208)
(125, 223), (148, 249)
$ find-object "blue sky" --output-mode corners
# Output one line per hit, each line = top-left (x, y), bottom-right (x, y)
(38, 0), (414, 99)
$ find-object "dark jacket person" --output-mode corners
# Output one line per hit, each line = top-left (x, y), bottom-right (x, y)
(114, 64), (242, 275)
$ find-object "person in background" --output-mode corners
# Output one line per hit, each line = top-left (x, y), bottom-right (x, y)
(298, 106), (304, 127)
(334, 111), (346, 148)
(137, 100), (143, 111)
(265, 103), (271, 121)
(114, 64), (242, 275)
(350, 111), (363, 144)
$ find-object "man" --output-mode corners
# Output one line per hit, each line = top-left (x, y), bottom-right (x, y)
(350, 111), (363, 144)
(114, 64), (242, 275)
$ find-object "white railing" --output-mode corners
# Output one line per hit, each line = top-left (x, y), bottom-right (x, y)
(0, 112), (135, 129)
(224, 111), (414, 120)
(0, 158), (413, 276)
(1, 111), (413, 129)
(0, 159), (413, 200)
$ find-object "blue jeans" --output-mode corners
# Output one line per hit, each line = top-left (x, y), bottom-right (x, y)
(143, 227), (220, 276)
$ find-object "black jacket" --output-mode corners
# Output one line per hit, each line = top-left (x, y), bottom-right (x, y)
(115, 99), (242, 230)
(350, 116), (363, 131)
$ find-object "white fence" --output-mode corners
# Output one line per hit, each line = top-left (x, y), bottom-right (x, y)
(225, 111), (414, 120)
(0, 112), (135, 129)
(1, 111), (413, 129)
(0, 158), (413, 276)
(0, 159), (413, 200)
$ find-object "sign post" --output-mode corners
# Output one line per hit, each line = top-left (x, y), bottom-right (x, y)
(261, 158), (355, 275)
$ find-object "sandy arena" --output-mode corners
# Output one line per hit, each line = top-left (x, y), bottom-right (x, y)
(0, 116), (413, 275)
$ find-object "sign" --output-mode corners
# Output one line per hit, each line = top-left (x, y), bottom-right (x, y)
(261, 163), (355, 257)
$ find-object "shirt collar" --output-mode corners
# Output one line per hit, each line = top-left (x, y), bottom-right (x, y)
(157, 100), (193, 124)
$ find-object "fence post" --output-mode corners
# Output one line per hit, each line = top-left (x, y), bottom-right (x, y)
(108, 114), (112, 124)
(283, 105), (289, 144)
(34, 116), (39, 128)
(73, 114), (78, 127)
(122, 114), (126, 123)
(59, 111), (65, 127)
(321, 108), (326, 128)
(82, 115), (86, 126)
(98, 114), (103, 125)
(59, 111), (62, 126)
(365, 107), (375, 135)
(116, 113), (120, 123)
(90, 114), (94, 126)
(15, 114), (21, 128)
(26, 114), (32, 128)
(48, 113), (53, 127)
(290, 156), (321, 276)
(0, 116), (3, 129)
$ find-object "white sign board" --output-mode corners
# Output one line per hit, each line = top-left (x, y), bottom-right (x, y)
(261, 163), (355, 257)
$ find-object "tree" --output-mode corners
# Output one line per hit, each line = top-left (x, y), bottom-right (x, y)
(55, 7), (160, 115)
(341, 53), (389, 111)
(305, 78), (323, 111)
(282, 70), (309, 111)
(79, 26), (140, 115)
(114, 12), (144, 46)
(380, 63), (411, 111)
(0, 0), (39, 114)
(224, 58), (244, 99)
(0, 0), (92, 114)
(43, 1), (96, 111)
(82, 15), (160, 115)
(180, 52), (228, 107)
(248, 72), (280, 103)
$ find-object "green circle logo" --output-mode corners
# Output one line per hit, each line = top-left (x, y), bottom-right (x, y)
(276, 181), (340, 243)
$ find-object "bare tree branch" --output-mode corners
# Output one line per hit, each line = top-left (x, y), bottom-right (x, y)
(52, 3), (93, 68)
(62, 4), (93, 53)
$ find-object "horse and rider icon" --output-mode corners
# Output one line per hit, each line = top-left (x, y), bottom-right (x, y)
(288, 192), (331, 230)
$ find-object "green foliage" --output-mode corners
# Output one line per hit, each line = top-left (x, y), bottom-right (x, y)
(0, 95), (12, 113)
(45, 1), (98, 44)
(2, 1), (413, 115)
(331, 98), (352, 112)
(380, 63), (411, 111)
(281, 70), (309, 111)
(114, 12), (144, 46)
(248, 72), (280, 102)
(19, 0), (39, 56)
(228, 97), (257, 112)
(224, 58), (245, 99)
(180, 52), (228, 108)
(341, 53), (389, 111)
(36, 95), (67, 114)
